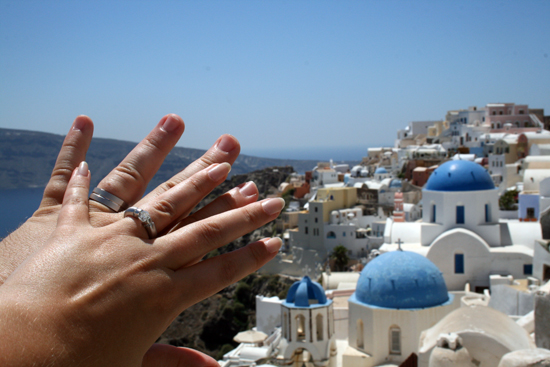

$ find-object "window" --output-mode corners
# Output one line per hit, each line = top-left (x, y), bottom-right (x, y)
(343, 232), (346, 237)
(389, 327), (401, 355)
(455, 254), (464, 274)
(316, 314), (323, 341)
(315, 217), (318, 223)
(296, 315), (306, 341)
(544, 265), (550, 281)
(524, 264), (533, 275)
(485, 204), (491, 222)
(356, 319), (364, 349)
(283, 313), (289, 340)
(456, 205), (465, 224)
(315, 207), (318, 213)
(305, 227), (308, 235)
(431, 204), (436, 223)
(327, 231), (336, 239)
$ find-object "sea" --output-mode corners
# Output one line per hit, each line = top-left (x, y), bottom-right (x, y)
(0, 146), (386, 239)
(0, 187), (45, 239)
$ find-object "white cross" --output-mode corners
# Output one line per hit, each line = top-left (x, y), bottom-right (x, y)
(395, 238), (404, 251)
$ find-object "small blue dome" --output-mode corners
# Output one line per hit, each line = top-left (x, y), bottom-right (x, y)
(375, 167), (388, 174)
(425, 160), (494, 192)
(284, 276), (329, 308)
(353, 251), (449, 309)
(389, 179), (402, 188)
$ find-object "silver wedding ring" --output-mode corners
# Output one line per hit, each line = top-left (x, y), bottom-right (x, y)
(124, 207), (157, 239)
(89, 187), (127, 212)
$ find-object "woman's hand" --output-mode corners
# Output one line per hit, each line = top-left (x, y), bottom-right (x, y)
(0, 161), (284, 367)
(0, 114), (257, 284)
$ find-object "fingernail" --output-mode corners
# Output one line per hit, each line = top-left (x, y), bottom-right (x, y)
(264, 237), (282, 253)
(208, 162), (231, 181)
(239, 181), (257, 197)
(161, 115), (180, 133)
(77, 161), (88, 176)
(261, 198), (285, 215)
(72, 117), (87, 131)
(216, 135), (238, 153)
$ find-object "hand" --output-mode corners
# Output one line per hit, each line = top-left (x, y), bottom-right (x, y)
(0, 114), (258, 284)
(0, 161), (284, 366)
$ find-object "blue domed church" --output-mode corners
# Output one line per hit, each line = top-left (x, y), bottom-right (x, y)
(381, 160), (538, 291)
(344, 251), (455, 367)
(278, 276), (337, 366)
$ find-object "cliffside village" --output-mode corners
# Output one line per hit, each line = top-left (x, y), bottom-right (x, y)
(219, 103), (550, 367)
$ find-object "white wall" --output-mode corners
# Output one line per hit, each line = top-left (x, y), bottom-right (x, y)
(348, 299), (456, 366)
(421, 189), (501, 246)
(256, 296), (283, 334)
(427, 229), (492, 290)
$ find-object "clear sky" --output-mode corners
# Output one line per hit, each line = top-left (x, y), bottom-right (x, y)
(1, 0), (549, 160)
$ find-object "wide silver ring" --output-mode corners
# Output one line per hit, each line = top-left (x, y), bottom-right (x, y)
(124, 207), (157, 239)
(89, 187), (127, 212)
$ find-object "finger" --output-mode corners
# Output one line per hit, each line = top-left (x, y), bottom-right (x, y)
(142, 344), (219, 367)
(157, 198), (285, 268)
(169, 181), (259, 233)
(174, 238), (282, 307)
(132, 162), (231, 237)
(89, 114), (185, 213)
(140, 134), (240, 203)
(40, 116), (94, 208)
(57, 162), (91, 227)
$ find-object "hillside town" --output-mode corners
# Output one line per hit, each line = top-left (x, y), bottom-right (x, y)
(218, 103), (550, 367)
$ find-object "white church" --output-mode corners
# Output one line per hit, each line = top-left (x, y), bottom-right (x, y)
(381, 159), (543, 291)
(219, 160), (549, 367)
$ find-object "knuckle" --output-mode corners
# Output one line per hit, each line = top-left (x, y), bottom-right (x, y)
(143, 136), (165, 153)
(67, 195), (88, 207)
(50, 166), (74, 181)
(151, 198), (177, 219)
(196, 220), (224, 245)
(113, 163), (146, 187)
(212, 193), (235, 213)
(241, 205), (262, 225)
(184, 175), (203, 196)
(161, 180), (178, 192)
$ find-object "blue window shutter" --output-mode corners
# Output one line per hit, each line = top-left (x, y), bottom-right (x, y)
(455, 254), (464, 274)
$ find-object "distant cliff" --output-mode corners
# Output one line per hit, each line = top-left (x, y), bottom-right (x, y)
(0, 128), (319, 190)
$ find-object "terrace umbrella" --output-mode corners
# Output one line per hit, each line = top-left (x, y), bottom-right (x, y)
(233, 330), (268, 344)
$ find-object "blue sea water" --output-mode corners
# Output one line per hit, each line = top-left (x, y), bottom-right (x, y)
(0, 187), (45, 239)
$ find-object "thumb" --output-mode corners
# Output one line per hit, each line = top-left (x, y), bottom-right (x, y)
(57, 161), (91, 228)
(142, 344), (219, 367)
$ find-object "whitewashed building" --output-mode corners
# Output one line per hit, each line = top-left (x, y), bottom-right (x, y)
(381, 160), (541, 291)
(344, 251), (457, 367)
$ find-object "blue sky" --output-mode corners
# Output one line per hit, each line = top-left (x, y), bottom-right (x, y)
(1, 1), (549, 160)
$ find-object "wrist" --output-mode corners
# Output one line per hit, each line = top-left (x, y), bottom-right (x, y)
(0, 289), (79, 367)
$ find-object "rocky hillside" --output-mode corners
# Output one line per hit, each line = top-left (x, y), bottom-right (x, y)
(158, 166), (297, 360)
(0, 128), (319, 190)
